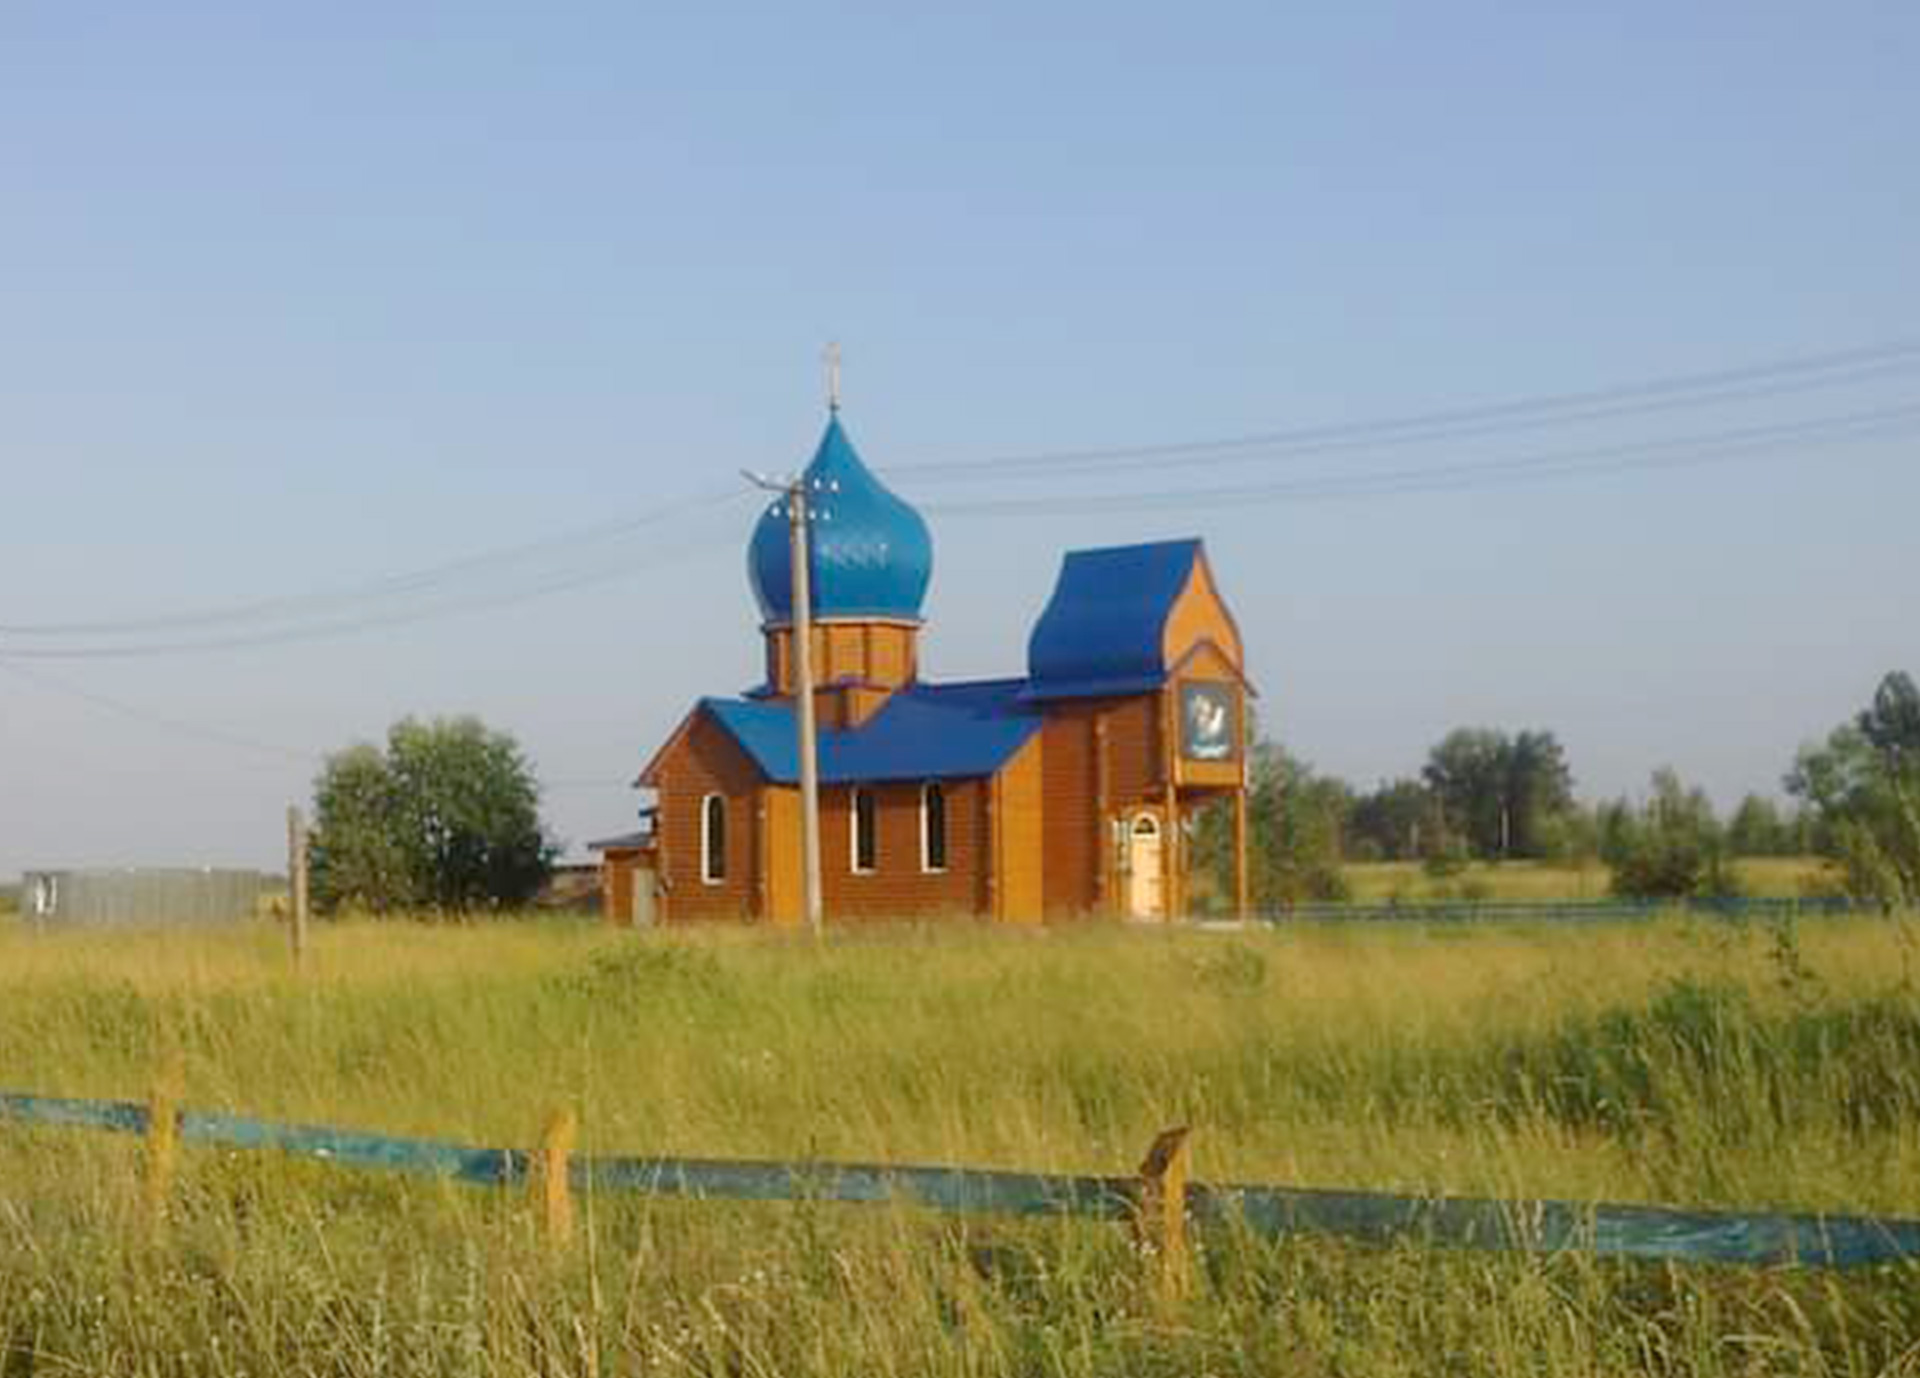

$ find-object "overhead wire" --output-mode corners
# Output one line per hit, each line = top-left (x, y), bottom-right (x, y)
(888, 337), (1920, 480)
(920, 399), (1920, 518)
(0, 485), (749, 639)
(1, 336), (1914, 659)
(0, 507), (750, 659)
(0, 659), (318, 765)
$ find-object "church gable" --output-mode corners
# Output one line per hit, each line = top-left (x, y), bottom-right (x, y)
(1161, 547), (1244, 675)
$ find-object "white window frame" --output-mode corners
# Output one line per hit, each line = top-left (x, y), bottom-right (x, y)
(850, 787), (877, 874)
(920, 782), (948, 874)
(701, 794), (726, 885)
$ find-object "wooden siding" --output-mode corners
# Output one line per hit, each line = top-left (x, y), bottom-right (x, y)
(761, 786), (802, 925)
(763, 621), (920, 695)
(1162, 552), (1243, 672)
(652, 713), (762, 923)
(994, 734), (1045, 922)
(1104, 693), (1164, 805)
(816, 779), (988, 918)
(598, 848), (651, 927)
(1041, 705), (1099, 914)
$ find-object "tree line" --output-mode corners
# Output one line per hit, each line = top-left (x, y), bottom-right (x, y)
(1198, 670), (1920, 908)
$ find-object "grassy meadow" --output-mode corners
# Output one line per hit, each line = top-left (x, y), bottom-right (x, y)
(1, 912), (1918, 1375)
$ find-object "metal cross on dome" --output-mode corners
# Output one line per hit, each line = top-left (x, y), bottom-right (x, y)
(825, 341), (842, 412)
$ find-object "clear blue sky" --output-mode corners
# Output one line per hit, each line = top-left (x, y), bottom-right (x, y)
(3, 1), (1916, 876)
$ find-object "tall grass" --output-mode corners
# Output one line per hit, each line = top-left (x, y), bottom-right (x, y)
(1, 913), (1917, 1375)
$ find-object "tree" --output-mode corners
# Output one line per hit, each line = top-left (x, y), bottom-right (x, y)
(1608, 768), (1739, 900)
(1726, 794), (1790, 857)
(1788, 671), (1920, 908)
(1422, 727), (1574, 860)
(1347, 777), (1450, 863)
(1193, 740), (1352, 907)
(1505, 730), (1575, 857)
(309, 716), (556, 914)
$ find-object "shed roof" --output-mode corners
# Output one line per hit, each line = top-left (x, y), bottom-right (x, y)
(703, 678), (1041, 785)
(1024, 538), (1201, 701)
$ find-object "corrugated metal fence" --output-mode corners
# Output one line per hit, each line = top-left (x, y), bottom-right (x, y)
(20, 869), (274, 927)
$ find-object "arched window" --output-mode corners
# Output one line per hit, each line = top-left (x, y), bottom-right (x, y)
(921, 783), (948, 873)
(701, 794), (727, 883)
(851, 788), (877, 873)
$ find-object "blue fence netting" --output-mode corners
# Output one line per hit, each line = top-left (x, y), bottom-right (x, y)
(3, 1090), (1917, 1269)
(1265, 896), (1866, 924)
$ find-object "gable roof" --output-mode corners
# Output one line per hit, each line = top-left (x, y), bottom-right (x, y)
(1024, 538), (1202, 701)
(700, 678), (1041, 785)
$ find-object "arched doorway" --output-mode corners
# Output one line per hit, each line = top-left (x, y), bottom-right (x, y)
(1126, 812), (1164, 919)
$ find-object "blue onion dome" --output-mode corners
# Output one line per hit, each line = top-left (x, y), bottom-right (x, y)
(748, 413), (934, 625)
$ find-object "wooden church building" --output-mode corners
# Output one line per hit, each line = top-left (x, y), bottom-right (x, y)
(617, 404), (1252, 925)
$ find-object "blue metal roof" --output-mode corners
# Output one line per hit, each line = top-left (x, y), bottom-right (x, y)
(747, 413), (934, 625)
(1024, 539), (1202, 701)
(703, 679), (1040, 784)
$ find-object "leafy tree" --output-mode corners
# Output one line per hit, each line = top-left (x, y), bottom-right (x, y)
(1347, 778), (1450, 862)
(1505, 730), (1575, 856)
(1788, 671), (1920, 907)
(1193, 740), (1352, 907)
(1726, 794), (1791, 857)
(310, 716), (556, 914)
(1532, 801), (1601, 866)
(1422, 727), (1574, 860)
(1608, 768), (1739, 900)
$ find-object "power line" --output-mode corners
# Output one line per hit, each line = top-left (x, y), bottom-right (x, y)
(920, 399), (1920, 518)
(3, 337), (1915, 656)
(888, 337), (1920, 479)
(893, 355), (1920, 485)
(0, 660), (648, 789)
(0, 486), (748, 639)
(0, 501), (750, 659)
(0, 659), (317, 765)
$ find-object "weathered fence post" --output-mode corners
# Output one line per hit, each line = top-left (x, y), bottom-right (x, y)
(532, 1108), (578, 1253)
(144, 1054), (185, 1229)
(1136, 1126), (1193, 1302)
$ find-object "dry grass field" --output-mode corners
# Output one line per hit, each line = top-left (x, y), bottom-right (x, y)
(0, 912), (1916, 1375)
(1340, 855), (1842, 904)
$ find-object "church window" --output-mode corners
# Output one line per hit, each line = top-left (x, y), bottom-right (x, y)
(701, 795), (727, 883)
(922, 784), (948, 873)
(851, 788), (877, 873)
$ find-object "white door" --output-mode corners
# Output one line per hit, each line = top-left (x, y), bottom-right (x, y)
(1127, 814), (1164, 919)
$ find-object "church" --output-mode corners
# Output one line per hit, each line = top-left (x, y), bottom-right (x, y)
(601, 401), (1253, 925)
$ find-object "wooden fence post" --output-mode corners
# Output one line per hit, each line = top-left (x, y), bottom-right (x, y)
(144, 1054), (185, 1229)
(1136, 1126), (1192, 1302)
(533, 1107), (578, 1253)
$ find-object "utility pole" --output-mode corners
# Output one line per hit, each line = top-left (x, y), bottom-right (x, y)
(788, 474), (825, 937)
(741, 343), (837, 937)
(737, 474), (825, 936)
(286, 804), (310, 969)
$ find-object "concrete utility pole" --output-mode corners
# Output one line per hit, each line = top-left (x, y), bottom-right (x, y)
(286, 804), (310, 969)
(742, 343), (839, 937)
(738, 473), (825, 935)
(788, 477), (825, 936)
